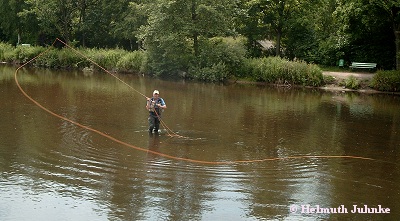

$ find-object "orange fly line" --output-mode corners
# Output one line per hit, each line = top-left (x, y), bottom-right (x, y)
(14, 38), (377, 165)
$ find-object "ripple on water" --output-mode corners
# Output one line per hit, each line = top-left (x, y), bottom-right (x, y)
(10, 119), (146, 193)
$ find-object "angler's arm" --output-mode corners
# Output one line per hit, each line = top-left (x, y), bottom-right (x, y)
(158, 104), (166, 109)
(157, 99), (166, 109)
(145, 98), (151, 110)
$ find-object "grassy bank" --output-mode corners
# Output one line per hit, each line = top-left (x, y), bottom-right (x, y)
(0, 42), (148, 74)
(243, 57), (324, 87)
(370, 70), (400, 92)
(2, 41), (399, 92)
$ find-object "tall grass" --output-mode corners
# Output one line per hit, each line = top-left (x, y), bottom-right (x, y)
(244, 57), (324, 87)
(84, 48), (127, 70)
(14, 45), (47, 64)
(189, 62), (229, 82)
(34, 48), (87, 68)
(0, 42), (15, 62)
(116, 51), (148, 73)
(370, 70), (400, 92)
(3, 42), (399, 91)
(188, 37), (247, 82)
(0, 43), (147, 74)
(340, 76), (360, 89)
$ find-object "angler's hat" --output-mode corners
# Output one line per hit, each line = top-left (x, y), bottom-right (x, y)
(153, 90), (160, 95)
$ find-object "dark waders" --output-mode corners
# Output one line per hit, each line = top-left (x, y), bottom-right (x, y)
(147, 96), (165, 134)
(148, 113), (160, 134)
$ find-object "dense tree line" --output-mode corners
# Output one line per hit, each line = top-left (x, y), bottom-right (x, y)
(1, 0), (399, 74)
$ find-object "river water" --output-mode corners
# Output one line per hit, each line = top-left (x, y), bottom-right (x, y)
(1, 64), (400, 220)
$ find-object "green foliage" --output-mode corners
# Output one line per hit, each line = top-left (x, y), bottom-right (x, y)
(14, 45), (46, 63)
(140, 0), (238, 77)
(144, 33), (194, 77)
(323, 75), (336, 84)
(80, 0), (132, 48)
(116, 51), (148, 73)
(34, 48), (87, 68)
(1, 44), (147, 74)
(340, 75), (360, 89)
(58, 48), (88, 68)
(2, 0), (400, 89)
(0, 0), (39, 45)
(242, 0), (304, 57)
(243, 56), (324, 87)
(112, 1), (148, 50)
(370, 70), (400, 92)
(0, 42), (15, 61)
(33, 48), (58, 67)
(24, 0), (76, 43)
(189, 62), (229, 82)
(188, 37), (247, 81)
(334, 0), (396, 70)
(84, 48), (127, 70)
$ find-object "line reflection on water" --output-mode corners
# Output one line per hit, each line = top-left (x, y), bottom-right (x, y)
(1, 65), (400, 220)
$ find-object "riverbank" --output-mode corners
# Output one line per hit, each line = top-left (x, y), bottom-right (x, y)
(320, 71), (377, 93)
(2, 42), (398, 92)
(233, 71), (400, 95)
(320, 71), (400, 95)
(2, 60), (399, 95)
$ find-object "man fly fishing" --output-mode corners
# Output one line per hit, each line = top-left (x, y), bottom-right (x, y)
(146, 90), (167, 134)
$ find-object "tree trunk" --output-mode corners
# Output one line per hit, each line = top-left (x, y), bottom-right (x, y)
(191, 0), (199, 57)
(391, 6), (400, 70)
(17, 32), (21, 45)
(276, 28), (282, 57)
(79, 0), (87, 47)
(395, 30), (400, 70)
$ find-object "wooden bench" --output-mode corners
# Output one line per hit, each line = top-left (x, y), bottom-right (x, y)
(349, 62), (377, 71)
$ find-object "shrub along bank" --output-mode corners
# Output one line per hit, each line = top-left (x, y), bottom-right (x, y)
(370, 70), (400, 92)
(1, 41), (399, 92)
(243, 56), (324, 87)
(0, 42), (148, 74)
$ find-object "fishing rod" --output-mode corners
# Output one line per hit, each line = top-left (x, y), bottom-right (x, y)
(56, 38), (182, 137)
(13, 38), (388, 165)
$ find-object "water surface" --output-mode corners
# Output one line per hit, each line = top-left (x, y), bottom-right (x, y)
(1, 64), (400, 220)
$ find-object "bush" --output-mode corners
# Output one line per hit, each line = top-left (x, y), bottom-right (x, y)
(14, 45), (46, 64)
(34, 48), (59, 67)
(84, 48), (127, 70)
(1, 43), (149, 73)
(243, 56), (324, 87)
(323, 75), (336, 84)
(116, 51), (148, 73)
(189, 62), (229, 82)
(145, 33), (193, 77)
(32, 47), (88, 69)
(57, 48), (88, 68)
(370, 70), (400, 92)
(189, 37), (247, 81)
(0, 42), (15, 62)
(340, 76), (360, 89)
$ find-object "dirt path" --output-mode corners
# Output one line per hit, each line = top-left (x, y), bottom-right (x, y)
(322, 71), (375, 80)
(321, 71), (377, 93)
